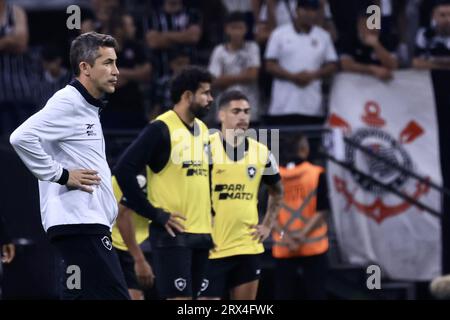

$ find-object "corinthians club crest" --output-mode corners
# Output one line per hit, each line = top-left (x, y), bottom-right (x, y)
(329, 101), (431, 223)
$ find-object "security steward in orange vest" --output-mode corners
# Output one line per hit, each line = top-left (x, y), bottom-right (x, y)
(272, 133), (330, 300)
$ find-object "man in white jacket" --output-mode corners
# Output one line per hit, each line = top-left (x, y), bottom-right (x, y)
(9, 32), (129, 300)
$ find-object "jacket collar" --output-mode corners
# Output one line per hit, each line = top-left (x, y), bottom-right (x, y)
(69, 79), (106, 109)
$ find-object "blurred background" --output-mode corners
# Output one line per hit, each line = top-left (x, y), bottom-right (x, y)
(1, 0), (450, 300)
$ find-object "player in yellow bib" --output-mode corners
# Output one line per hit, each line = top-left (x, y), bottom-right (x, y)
(110, 174), (154, 300)
(200, 90), (283, 300)
(115, 67), (214, 299)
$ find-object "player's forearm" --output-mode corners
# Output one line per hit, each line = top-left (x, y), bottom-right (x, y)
(116, 205), (146, 262)
(115, 166), (165, 225)
(114, 125), (170, 226)
(263, 182), (284, 228)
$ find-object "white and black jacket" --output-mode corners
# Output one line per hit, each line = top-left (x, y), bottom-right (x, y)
(9, 80), (118, 239)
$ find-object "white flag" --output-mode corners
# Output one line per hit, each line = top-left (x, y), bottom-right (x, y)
(327, 70), (442, 281)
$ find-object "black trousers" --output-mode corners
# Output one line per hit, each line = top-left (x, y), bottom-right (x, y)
(52, 234), (130, 300)
(274, 253), (328, 300)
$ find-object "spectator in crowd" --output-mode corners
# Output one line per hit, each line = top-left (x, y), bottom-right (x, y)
(81, 0), (120, 35)
(413, 0), (450, 70)
(339, 10), (399, 80)
(265, 0), (338, 125)
(0, 0), (35, 136)
(255, 0), (335, 44)
(255, 0), (298, 45)
(114, 67), (215, 300)
(145, 0), (202, 78)
(272, 133), (330, 300)
(209, 12), (261, 123)
(221, 0), (255, 40)
(36, 45), (72, 107)
(193, 0), (227, 60)
(103, 12), (152, 129)
(152, 48), (191, 119)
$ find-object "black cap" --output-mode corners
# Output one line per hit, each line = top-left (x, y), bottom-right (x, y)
(297, 0), (320, 9)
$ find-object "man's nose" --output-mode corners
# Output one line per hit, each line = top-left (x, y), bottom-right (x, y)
(112, 64), (119, 76)
(239, 112), (248, 120)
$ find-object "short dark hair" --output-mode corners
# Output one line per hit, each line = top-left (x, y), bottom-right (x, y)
(170, 66), (213, 103)
(70, 32), (118, 76)
(279, 132), (309, 164)
(218, 90), (249, 109)
(225, 11), (247, 25)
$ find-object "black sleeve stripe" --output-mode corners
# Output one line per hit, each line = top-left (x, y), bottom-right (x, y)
(262, 172), (281, 186)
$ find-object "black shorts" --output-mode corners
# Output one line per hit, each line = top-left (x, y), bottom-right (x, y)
(115, 248), (140, 290)
(151, 246), (209, 299)
(52, 234), (130, 300)
(200, 254), (262, 298)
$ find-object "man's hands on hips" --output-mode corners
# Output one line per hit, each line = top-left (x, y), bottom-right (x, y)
(67, 169), (101, 193)
(164, 212), (186, 237)
(251, 224), (272, 243)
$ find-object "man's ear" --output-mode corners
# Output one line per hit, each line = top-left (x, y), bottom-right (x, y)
(218, 107), (225, 123)
(79, 62), (90, 76)
(182, 90), (194, 103)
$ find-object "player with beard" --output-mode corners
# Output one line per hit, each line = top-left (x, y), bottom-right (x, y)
(115, 66), (214, 300)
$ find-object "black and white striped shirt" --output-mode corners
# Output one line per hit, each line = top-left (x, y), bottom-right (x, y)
(0, 4), (36, 103)
(145, 6), (201, 77)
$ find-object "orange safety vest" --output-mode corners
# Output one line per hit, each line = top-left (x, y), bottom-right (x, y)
(272, 161), (328, 258)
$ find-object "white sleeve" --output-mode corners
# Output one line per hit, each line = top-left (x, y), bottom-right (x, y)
(324, 32), (338, 63)
(263, 151), (280, 176)
(208, 45), (223, 77)
(9, 96), (74, 182)
(247, 42), (261, 68)
(265, 29), (281, 60)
